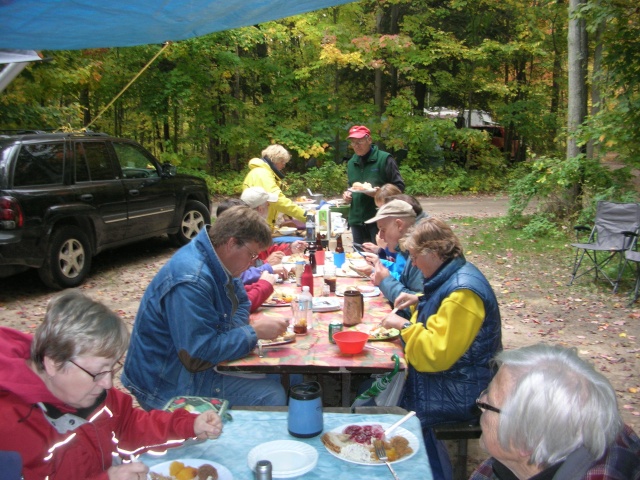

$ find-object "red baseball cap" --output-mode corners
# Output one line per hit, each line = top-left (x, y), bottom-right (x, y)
(347, 125), (371, 139)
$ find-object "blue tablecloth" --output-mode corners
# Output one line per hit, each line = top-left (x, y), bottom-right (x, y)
(141, 410), (433, 479)
(273, 235), (305, 243)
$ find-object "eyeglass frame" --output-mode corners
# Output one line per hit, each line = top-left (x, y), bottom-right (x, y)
(240, 242), (259, 261)
(69, 359), (122, 383)
(476, 389), (501, 414)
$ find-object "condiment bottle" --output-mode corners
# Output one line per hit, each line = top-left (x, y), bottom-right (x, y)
(308, 249), (317, 274)
(315, 232), (325, 266)
(301, 263), (314, 296)
(333, 234), (345, 269)
(255, 460), (272, 480)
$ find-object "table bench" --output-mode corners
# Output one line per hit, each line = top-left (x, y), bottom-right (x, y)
(434, 420), (482, 480)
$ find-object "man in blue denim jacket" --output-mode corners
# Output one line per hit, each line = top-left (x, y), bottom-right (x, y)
(122, 206), (290, 410)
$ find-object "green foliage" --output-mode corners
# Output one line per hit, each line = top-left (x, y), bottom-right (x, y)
(401, 163), (506, 195)
(502, 154), (639, 237)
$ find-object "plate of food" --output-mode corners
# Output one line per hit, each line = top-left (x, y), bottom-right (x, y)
(148, 458), (232, 480)
(261, 292), (295, 307)
(294, 196), (316, 205)
(348, 182), (377, 195)
(368, 326), (400, 341)
(321, 422), (417, 466)
(247, 440), (318, 478)
(277, 226), (298, 235)
(259, 331), (296, 346)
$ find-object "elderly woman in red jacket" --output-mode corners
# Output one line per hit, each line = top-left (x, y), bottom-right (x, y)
(0, 290), (223, 480)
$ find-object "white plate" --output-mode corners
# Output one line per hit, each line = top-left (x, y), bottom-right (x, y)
(336, 287), (380, 298)
(324, 422), (419, 466)
(348, 187), (377, 195)
(148, 458), (232, 480)
(247, 440), (318, 478)
(336, 269), (365, 278)
(312, 297), (341, 312)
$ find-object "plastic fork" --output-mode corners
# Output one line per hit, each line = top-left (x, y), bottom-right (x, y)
(373, 439), (400, 480)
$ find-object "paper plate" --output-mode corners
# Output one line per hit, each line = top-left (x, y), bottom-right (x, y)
(278, 227), (298, 235)
(312, 297), (341, 312)
(348, 187), (377, 195)
(323, 423), (419, 466)
(148, 458), (232, 480)
(336, 287), (380, 298)
(247, 440), (318, 478)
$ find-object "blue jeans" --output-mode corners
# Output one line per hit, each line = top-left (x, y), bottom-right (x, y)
(123, 370), (287, 410)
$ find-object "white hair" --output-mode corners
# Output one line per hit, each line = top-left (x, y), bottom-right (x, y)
(261, 144), (290, 164)
(496, 344), (623, 468)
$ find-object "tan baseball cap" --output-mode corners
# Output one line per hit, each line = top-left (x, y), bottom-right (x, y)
(365, 199), (416, 224)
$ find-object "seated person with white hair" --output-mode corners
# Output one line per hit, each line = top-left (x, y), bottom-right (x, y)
(472, 343), (640, 480)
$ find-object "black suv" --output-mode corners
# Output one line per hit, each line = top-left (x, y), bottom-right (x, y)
(0, 131), (211, 289)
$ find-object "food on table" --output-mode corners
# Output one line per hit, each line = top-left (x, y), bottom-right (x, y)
(369, 326), (400, 340)
(321, 424), (413, 463)
(261, 331), (296, 345)
(149, 460), (219, 480)
(266, 291), (295, 305)
(295, 195), (309, 202)
(351, 181), (373, 191)
(286, 253), (306, 263)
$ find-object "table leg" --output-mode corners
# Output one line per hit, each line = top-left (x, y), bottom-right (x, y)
(342, 372), (351, 407)
(281, 373), (291, 392)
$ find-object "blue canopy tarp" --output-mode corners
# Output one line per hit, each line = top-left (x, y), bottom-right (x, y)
(0, 0), (353, 50)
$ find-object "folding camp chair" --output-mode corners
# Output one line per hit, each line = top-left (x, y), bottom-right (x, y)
(624, 238), (640, 306)
(569, 201), (640, 292)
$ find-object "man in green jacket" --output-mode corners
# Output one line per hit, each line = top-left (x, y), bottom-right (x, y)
(342, 125), (405, 245)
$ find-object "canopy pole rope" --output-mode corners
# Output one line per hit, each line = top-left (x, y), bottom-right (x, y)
(85, 41), (171, 130)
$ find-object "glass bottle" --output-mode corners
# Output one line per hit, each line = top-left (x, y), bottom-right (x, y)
(334, 234), (345, 269)
(335, 234), (344, 253)
(308, 249), (317, 274)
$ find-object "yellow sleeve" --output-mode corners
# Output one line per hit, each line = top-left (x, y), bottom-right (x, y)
(401, 289), (485, 372)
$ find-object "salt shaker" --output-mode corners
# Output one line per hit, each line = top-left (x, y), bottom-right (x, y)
(255, 460), (272, 480)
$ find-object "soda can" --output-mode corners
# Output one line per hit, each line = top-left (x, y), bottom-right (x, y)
(328, 320), (343, 344)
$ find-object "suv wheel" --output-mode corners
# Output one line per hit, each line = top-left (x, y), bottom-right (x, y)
(170, 200), (210, 246)
(38, 226), (92, 289)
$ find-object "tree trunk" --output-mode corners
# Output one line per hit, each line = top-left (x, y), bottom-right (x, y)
(566, 0), (589, 209)
(567, 0), (587, 160)
(587, 20), (605, 160)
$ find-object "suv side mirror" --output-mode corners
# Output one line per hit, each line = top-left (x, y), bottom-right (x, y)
(161, 163), (177, 177)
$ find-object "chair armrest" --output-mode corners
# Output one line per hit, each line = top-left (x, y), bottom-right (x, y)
(574, 226), (590, 232)
(622, 231), (637, 237)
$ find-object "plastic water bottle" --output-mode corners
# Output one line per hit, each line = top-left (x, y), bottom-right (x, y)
(305, 213), (316, 242)
(299, 285), (314, 330)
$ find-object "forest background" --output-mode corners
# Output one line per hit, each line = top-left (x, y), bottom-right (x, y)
(1, 0), (640, 232)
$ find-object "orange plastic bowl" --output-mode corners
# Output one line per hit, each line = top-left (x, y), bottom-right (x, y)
(333, 330), (369, 354)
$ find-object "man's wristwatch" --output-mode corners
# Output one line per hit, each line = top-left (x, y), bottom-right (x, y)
(402, 322), (412, 330)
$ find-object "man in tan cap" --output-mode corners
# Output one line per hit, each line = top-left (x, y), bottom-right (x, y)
(364, 199), (426, 314)
(342, 125), (405, 245)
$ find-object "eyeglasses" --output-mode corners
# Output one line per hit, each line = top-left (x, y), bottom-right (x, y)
(476, 389), (501, 414)
(409, 250), (423, 262)
(349, 137), (369, 146)
(241, 243), (259, 261)
(69, 359), (122, 383)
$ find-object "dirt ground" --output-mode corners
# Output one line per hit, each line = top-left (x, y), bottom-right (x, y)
(1, 193), (638, 476)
